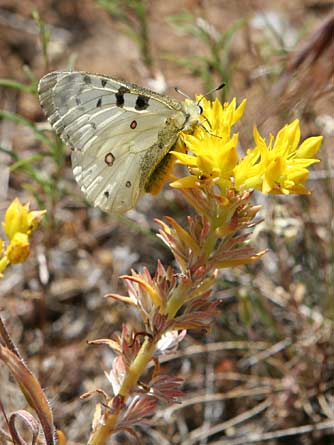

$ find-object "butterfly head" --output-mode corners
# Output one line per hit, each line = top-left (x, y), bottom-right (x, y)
(181, 99), (203, 133)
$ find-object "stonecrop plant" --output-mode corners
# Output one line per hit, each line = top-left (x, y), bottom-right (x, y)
(0, 95), (322, 445)
(84, 97), (322, 445)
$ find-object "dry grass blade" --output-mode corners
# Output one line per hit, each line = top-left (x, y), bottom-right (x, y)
(210, 419), (334, 444)
(286, 14), (334, 74)
(274, 14), (334, 102)
(184, 399), (271, 444)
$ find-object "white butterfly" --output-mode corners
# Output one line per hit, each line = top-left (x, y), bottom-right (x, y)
(38, 71), (202, 214)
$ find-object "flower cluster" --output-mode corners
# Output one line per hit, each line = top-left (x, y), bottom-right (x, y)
(171, 97), (322, 198)
(0, 198), (46, 277)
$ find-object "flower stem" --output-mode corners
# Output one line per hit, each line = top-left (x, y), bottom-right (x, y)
(88, 336), (156, 445)
(88, 414), (118, 445)
(119, 336), (155, 397)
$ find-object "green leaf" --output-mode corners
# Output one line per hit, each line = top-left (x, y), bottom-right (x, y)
(0, 79), (33, 93)
(0, 110), (54, 147)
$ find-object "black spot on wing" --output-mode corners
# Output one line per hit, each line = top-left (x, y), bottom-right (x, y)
(83, 74), (91, 84)
(125, 181), (131, 188)
(101, 79), (107, 87)
(96, 97), (102, 108)
(135, 95), (149, 110)
(115, 94), (124, 107)
(115, 86), (130, 108)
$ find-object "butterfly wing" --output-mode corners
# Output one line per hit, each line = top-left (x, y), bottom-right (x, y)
(38, 71), (185, 213)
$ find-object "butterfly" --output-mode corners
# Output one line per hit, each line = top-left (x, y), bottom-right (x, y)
(38, 71), (203, 214)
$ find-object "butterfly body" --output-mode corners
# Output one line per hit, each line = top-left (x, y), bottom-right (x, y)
(38, 71), (201, 213)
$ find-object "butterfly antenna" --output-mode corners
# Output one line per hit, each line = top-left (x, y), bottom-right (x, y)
(175, 87), (192, 100)
(196, 82), (225, 139)
(197, 82), (226, 106)
(201, 116), (212, 129)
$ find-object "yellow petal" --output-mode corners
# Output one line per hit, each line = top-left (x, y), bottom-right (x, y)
(3, 198), (30, 240)
(170, 150), (198, 166)
(286, 119), (301, 151)
(232, 99), (247, 125)
(286, 184), (310, 195)
(274, 119), (300, 154)
(253, 126), (267, 149)
(287, 169), (309, 183)
(170, 176), (199, 189)
(0, 256), (9, 276)
(296, 136), (322, 158)
(6, 232), (30, 264)
(218, 135), (239, 172)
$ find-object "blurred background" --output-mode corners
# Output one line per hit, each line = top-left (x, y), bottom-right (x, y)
(0, 1), (333, 444)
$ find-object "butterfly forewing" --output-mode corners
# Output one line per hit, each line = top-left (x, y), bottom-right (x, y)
(38, 71), (192, 213)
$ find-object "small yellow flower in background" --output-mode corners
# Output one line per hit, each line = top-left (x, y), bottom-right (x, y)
(234, 119), (322, 195)
(3, 198), (30, 240)
(0, 198), (46, 277)
(6, 232), (30, 264)
(3, 198), (46, 239)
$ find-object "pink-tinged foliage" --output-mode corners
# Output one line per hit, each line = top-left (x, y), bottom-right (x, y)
(117, 396), (157, 429)
(148, 375), (184, 404)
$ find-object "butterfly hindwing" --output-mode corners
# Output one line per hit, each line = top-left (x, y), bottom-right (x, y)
(38, 71), (185, 213)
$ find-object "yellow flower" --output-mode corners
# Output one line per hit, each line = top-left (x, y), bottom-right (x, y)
(6, 232), (30, 264)
(0, 199), (46, 278)
(171, 97), (245, 194)
(171, 133), (238, 192)
(2, 198), (46, 240)
(3, 198), (30, 240)
(234, 120), (322, 195)
(170, 95), (321, 199)
(194, 97), (247, 141)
